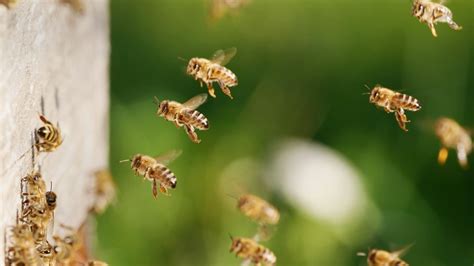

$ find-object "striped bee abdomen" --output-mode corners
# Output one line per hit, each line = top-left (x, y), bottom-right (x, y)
(209, 65), (238, 87)
(181, 109), (209, 130)
(149, 164), (177, 189)
(395, 93), (421, 111)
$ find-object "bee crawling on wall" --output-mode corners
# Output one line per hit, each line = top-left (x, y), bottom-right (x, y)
(0, 0), (17, 9)
(5, 218), (43, 266)
(90, 169), (117, 214)
(186, 48), (238, 99)
(229, 236), (276, 266)
(368, 85), (421, 132)
(35, 114), (63, 152)
(358, 244), (412, 266)
(155, 94), (209, 144)
(120, 150), (181, 198)
(412, 0), (462, 37)
(53, 224), (82, 265)
(434, 117), (472, 168)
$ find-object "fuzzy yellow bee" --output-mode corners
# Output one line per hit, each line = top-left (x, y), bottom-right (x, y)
(120, 150), (181, 198)
(435, 117), (472, 168)
(237, 194), (280, 225)
(412, 0), (462, 37)
(186, 48), (238, 99)
(5, 223), (43, 266)
(368, 85), (421, 131)
(35, 115), (63, 152)
(229, 236), (276, 266)
(53, 225), (81, 265)
(358, 245), (412, 266)
(155, 94), (209, 144)
(0, 0), (16, 8)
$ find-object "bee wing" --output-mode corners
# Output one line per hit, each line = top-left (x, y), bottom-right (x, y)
(182, 93), (208, 110)
(391, 243), (414, 258)
(210, 47), (237, 66)
(154, 150), (182, 165)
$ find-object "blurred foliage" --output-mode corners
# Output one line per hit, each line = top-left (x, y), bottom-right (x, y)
(97, 0), (474, 265)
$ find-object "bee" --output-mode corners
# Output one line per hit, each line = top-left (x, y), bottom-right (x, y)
(361, 246), (411, 266)
(412, 0), (462, 37)
(90, 169), (117, 214)
(21, 171), (47, 211)
(229, 236), (276, 266)
(435, 117), (472, 168)
(209, 0), (252, 21)
(368, 85), (421, 132)
(5, 223), (43, 266)
(155, 94), (209, 144)
(59, 0), (85, 13)
(237, 194), (280, 225)
(21, 180), (57, 246)
(37, 240), (56, 266)
(35, 115), (63, 152)
(53, 225), (81, 265)
(0, 0), (17, 9)
(186, 48), (238, 99)
(120, 150), (182, 198)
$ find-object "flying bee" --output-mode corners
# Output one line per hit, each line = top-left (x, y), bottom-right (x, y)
(434, 117), (472, 168)
(120, 150), (182, 198)
(368, 85), (421, 132)
(186, 48), (238, 99)
(155, 94), (209, 144)
(237, 194), (280, 225)
(90, 169), (117, 214)
(35, 115), (63, 152)
(358, 245), (412, 266)
(229, 236), (276, 266)
(209, 0), (252, 21)
(412, 0), (462, 37)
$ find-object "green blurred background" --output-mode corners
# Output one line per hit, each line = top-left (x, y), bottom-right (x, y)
(97, 0), (474, 265)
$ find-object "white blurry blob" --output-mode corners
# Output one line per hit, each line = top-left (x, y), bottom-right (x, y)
(266, 139), (369, 225)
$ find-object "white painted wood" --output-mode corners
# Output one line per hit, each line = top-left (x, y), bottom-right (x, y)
(0, 0), (109, 262)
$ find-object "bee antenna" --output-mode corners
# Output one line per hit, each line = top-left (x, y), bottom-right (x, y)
(49, 181), (53, 191)
(177, 56), (187, 62)
(228, 233), (234, 241)
(356, 252), (367, 257)
(225, 193), (238, 201)
(364, 84), (371, 91)
(119, 159), (131, 163)
(153, 96), (160, 106)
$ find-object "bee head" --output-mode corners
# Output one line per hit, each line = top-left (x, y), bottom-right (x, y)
(229, 236), (242, 253)
(37, 126), (48, 138)
(46, 191), (57, 208)
(129, 154), (142, 169)
(369, 86), (381, 103)
(412, 1), (424, 17)
(186, 58), (201, 76)
(157, 100), (169, 117)
(171, 179), (177, 189)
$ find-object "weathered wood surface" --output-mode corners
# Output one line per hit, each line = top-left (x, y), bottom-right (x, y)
(0, 0), (109, 262)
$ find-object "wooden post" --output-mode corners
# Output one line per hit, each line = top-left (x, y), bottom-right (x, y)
(0, 0), (109, 262)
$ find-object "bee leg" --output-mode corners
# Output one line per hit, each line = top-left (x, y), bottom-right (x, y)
(456, 146), (468, 169)
(206, 83), (216, 98)
(447, 19), (462, 31)
(438, 147), (448, 165)
(219, 82), (233, 99)
(428, 22), (438, 37)
(395, 110), (409, 132)
(152, 179), (158, 199)
(159, 184), (169, 196)
(184, 124), (201, 144)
